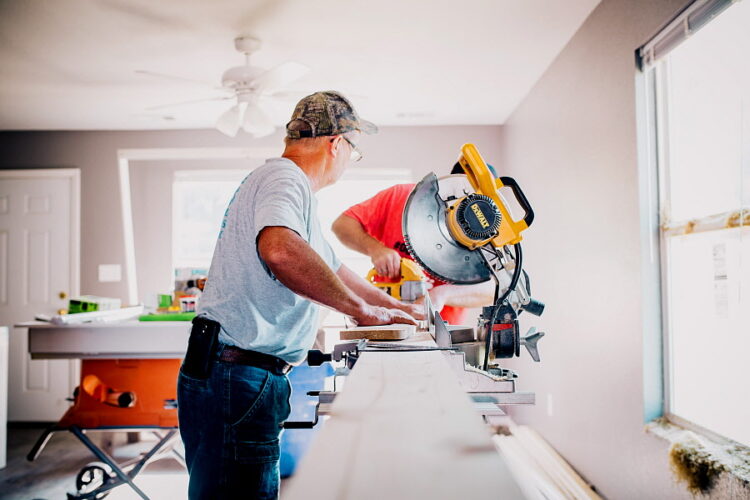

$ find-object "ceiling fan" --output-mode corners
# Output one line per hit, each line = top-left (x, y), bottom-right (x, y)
(137, 36), (310, 137)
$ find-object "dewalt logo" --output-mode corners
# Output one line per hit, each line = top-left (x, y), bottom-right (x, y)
(471, 203), (490, 229)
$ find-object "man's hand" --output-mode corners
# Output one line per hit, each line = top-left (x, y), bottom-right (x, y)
(397, 302), (426, 321)
(423, 282), (495, 311)
(336, 264), (425, 321)
(352, 305), (418, 327)
(331, 214), (402, 280)
(371, 246), (401, 280)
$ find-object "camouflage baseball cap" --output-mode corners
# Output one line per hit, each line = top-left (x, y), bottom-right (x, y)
(286, 91), (378, 139)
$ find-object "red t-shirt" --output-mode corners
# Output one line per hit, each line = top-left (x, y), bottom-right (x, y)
(342, 184), (467, 325)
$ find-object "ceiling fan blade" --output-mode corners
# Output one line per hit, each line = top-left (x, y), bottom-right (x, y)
(146, 96), (232, 111)
(242, 103), (275, 137)
(216, 103), (247, 138)
(136, 70), (219, 88)
(264, 90), (307, 101)
(254, 62), (310, 93)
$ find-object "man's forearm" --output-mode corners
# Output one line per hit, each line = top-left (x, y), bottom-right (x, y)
(332, 214), (402, 278)
(258, 227), (366, 317)
(331, 214), (384, 257)
(434, 281), (496, 308)
(337, 264), (402, 309)
(337, 264), (425, 320)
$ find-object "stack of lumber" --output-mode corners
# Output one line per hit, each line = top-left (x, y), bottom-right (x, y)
(492, 425), (601, 500)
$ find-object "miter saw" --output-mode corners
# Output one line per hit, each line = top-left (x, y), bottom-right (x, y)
(291, 144), (546, 426)
(403, 143), (546, 375)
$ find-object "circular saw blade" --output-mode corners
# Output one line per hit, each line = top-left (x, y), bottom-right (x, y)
(403, 173), (491, 284)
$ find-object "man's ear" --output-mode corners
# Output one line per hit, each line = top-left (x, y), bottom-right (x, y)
(328, 135), (342, 158)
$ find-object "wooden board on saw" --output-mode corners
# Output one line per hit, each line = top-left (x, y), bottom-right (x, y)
(282, 334), (524, 500)
(339, 324), (416, 341)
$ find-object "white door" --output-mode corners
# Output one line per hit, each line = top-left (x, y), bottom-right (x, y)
(0, 169), (80, 421)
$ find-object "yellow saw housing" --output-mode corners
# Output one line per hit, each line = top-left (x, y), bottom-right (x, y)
(366, 259), (427, 302)
(447, 143), (534, 249)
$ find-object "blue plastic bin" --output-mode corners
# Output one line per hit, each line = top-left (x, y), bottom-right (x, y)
(280, 363), (334, 478)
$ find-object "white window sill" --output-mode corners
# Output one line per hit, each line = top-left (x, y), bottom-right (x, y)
(646, 418), (750, 496)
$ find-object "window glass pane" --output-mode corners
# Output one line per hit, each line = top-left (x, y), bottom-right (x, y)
(173, 172), (249, 268)
(657, 0), (750, 446)
(667, 227), (750, 444)
(665, 0), (750, 222)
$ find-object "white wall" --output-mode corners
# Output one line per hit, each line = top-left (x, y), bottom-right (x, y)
(0, 126), (503, 302)
(496, 0), (693, 498)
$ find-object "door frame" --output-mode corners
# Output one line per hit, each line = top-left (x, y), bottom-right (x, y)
(0, 168), (81, 300)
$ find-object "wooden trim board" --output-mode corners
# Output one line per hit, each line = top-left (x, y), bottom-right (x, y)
(282, 341), (524, 499)
(339, 324), (416, 341)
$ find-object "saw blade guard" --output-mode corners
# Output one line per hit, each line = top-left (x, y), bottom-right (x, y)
(402, 173), (492, 284)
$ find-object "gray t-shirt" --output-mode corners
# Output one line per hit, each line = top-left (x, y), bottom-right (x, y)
(198, 158), (341, 363)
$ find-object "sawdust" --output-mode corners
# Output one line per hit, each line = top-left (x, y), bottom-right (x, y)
(669, 440), (726, 494)
(651, 416), (671, 429)
(648, 420), (750, 497)
(494, 425), (512, 436)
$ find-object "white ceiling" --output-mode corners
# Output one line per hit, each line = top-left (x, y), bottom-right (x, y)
(0, 0), (600, 131)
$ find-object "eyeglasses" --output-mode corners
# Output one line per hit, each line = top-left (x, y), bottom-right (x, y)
(342, 136), (363, 162)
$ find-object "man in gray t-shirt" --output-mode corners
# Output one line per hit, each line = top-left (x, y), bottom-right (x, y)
(177, 91), (421, 500)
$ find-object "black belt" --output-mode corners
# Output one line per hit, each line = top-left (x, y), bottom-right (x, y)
(218, 345), (292, 375)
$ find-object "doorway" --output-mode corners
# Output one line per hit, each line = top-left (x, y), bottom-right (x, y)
(0, 169), (80, 421)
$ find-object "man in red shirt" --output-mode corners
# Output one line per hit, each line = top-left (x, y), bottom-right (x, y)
(332, 179), (494, 325)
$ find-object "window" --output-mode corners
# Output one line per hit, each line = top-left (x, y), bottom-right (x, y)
(173, 169), (250, 269)
(640, 0), (750, 445)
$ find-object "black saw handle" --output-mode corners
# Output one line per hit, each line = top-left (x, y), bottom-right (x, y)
(499, 176), (535, 227)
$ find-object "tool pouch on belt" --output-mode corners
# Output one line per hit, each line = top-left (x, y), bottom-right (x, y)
(182, 316), (220, 379)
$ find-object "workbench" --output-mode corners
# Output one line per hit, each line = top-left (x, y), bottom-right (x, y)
(18, 321), (190, 359)
(283, 332), (524, 500)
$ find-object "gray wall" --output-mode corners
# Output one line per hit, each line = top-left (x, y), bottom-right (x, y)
(0, 126), (503, 301)
(497, 0), (691, 498)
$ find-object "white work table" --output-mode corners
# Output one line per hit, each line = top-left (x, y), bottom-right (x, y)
(283, 334), (524, 500)
(17, 321), (190, 359)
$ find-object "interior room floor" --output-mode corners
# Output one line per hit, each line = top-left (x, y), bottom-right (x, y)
(1, 425), (299, 499)
(1, 424), (188, 499)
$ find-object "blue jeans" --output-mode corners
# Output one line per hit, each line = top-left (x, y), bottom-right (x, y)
(177, 359), (292, 499)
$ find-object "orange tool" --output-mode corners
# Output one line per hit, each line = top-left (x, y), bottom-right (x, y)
(28, 359), (183, 499)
